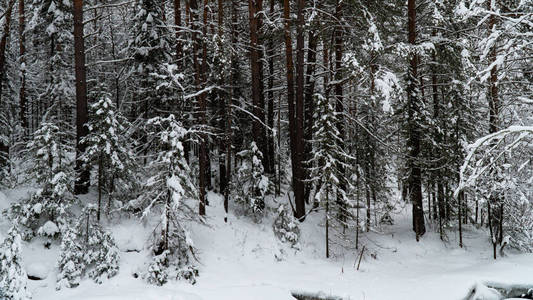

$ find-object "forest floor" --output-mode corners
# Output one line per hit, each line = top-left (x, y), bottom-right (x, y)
(1, 188), (533, 300)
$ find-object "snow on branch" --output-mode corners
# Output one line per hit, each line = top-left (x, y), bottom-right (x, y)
(455, 125), (533, 198)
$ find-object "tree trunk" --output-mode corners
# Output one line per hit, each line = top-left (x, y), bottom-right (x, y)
(303, 27), (318, 204)
(283, 0), (305, 220)
(407, 0), (425, 240)
(18, 0), (27, 134)
(334, 0), (346, 221)
(295, 0), (306, 206)
(0, 0), (15, 169)
(248, 0), (269, 172)
(458, 190), (463, 247)
(74, 0), (90, 195)
(97, 155), (102, 222)
(266, 0), (275, 177)
(190, 0), (207, 216)
(325, 186), (329, 258)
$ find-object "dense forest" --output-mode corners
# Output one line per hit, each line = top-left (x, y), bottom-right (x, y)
(0, 0), (532, 299)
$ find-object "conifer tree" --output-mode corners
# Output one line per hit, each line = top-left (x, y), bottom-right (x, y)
(9, 121), (73, 238)
(82, 88), (135, 221)
(128, 0), (173, 120)
(56, 227), (84, 290)
(0, 227), (30, 300)
(135, 115), (198, 284)
(234, 142), (269, 218)
(310, 94), (354, 258)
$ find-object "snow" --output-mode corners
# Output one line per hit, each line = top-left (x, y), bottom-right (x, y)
(3, 189), (533, 299)
(26, 262), (49, 280)
(39, 221), (59, 236)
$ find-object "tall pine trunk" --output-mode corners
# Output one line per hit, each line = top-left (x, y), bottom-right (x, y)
(74, 0), (90, 195)
(190, 0), (207, 216)
(248, 0), (269, 172)
(407, 0), (425, 240)
(283, 0), (305, 220)
(0, 0), (15, 169)
(18, 0), (27, 134)
(303, 27), (317, 204)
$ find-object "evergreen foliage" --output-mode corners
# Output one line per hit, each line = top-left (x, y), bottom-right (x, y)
(56, 206), (120, 289)
(234, 142), (269, 218)
(0, 227), (30, 300)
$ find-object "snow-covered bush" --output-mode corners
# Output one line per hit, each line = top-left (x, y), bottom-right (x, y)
(56, 227), (84, 290)
(273, 204), (300, 249)
(86, 228), (120, 284)
(56, 207), (120, 289)
(0, 227), (30, 300)
(146, 250), (169, 286)
(234, 142), (270, 218)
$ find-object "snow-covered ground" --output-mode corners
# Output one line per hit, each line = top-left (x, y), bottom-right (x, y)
(2, 188), (533, 300)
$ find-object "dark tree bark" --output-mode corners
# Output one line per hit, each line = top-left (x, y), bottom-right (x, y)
(283, 0), (305, 220)
(487, 0), (501, 258)
(295, 0), (305, 189)
(248, 0), (269, 172)
(174, 0), (182, 63)
(0, 0), (15, 168)
(407, 0), (425, 240)
(333, 0), (346, 223)
(74, 0), (90, 195)
(266, 0), (275, 177)
(0, 0), (14, 99)
(216, 0), (228, 198)
(303, 27), (317, 204)
(190, 0), (207, 216)
(19, 0), (27, 134)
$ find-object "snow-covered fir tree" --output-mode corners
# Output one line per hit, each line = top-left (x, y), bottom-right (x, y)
(57, 206), (120, 289)
(81, 87), (136, 221)
(273, 204), (300, 249)
(136, 115), (198, 285)
(310, 94), (355, 258)
(128, 0), (173, 120)
(234, 142), (270, 218)
(9, 121), (72, 239)
(56, 227), (84, 290)
(0, 227), (30, 300)
(29, 0), (74, 127)
(79, 206), (120, 284)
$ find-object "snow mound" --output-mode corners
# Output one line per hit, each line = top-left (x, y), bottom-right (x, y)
(26, 262), (49, 280)
(38, 221), (59, 236)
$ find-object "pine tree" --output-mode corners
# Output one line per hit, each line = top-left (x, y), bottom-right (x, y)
(30, 0), (74, 127)
(56, 206), (120, 289)
(136, 115), (198, 284)
(80, 207), (120, 284)
(56, 227), (84, 290)
(234, 142), (269, 218)
(9, 122), (73, 239)
(0, 227), (30, 300)
(273, 204), (300, 248)
(310, 94), (354, 258)
(128, 0), (173, 120)
(82, 88), (135, 221)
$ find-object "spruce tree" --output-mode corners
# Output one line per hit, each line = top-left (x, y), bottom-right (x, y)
(137, 115), (198, 284)
(56, 227), (84, 290)
(82, 87), (135, 221)
(0, 227), (30, 300)
(310, 94), (354, 258)
(9, 121), (73, 239)
(234, 142), (270, 218)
